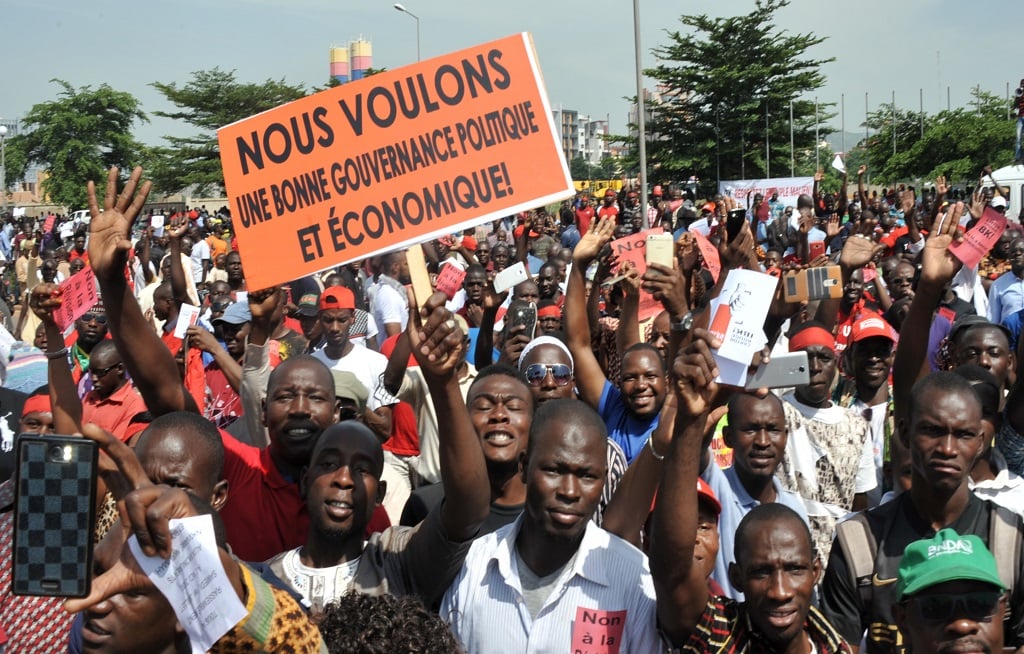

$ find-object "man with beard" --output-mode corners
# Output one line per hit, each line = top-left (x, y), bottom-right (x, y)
(372, 249), (411, 337)
(441, 399), (660, 651)
(566, 217), (667, 462)
(267, 296), (489, 613)
(536, 261), (564, 306)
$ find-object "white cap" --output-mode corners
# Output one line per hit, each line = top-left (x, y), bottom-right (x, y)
(992, 196), (1008, 209)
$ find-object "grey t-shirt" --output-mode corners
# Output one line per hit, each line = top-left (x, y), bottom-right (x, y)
(514, 548), (575, 620)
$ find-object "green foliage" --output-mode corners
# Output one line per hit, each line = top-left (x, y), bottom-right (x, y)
(862, 89), (1015, 185)
(570, 155), (620, 181)
(5, 80), (147, 210)
(637, 0), (833, 185)
(148, 68), (308, 195)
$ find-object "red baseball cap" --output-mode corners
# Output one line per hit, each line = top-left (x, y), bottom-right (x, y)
(697, 478), (721, 515)
(851, 312), (895, 343)
(319, 286), (355, 311)
(604, 189), (617, 198)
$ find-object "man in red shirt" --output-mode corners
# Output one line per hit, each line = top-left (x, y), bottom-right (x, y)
(574, 193), (595, 235)
(81, 340), (148, 441)
(597, 188), (620, 222)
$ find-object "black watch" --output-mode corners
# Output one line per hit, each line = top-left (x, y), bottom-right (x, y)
(670, 310), (695, 334)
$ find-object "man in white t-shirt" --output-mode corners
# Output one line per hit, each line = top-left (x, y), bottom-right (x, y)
(311, 285), (397, 442)
(776, 322), (875, 565)
(372, 250), (411, 338)
(186, 226), (211, 285)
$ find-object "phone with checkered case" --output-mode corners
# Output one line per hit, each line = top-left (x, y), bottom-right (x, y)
(13, 435), (97, 597)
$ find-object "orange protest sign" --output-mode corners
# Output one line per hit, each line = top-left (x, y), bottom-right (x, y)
(218, 33), (573, 290)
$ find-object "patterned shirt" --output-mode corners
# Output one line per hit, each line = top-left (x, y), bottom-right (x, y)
(777, 393), (874, 564)
(675, 596), (851, 654)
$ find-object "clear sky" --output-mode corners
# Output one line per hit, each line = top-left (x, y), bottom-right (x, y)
(2, 0), (1022, 148)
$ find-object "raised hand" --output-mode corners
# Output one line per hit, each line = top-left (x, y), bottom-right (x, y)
(900, 189), (917, 216)
(814, 170), (824, 183)
(28, 283), (62, 325)
(935, 175), (948, 197)
(410, 291), (465, 380)
(920, 201), (965, 288)
(166, 215), (189, 240)
(825, 213), (841, 239)
(87, 167), (152, 282)
(671, 327), (720, 419)
(839, 217), (885, 271)
(968, 188), (987, 219)
(573, 216), (616, 265)
(676, 232), (700, 273)
(247, 286), (281, 324)
(621, 260), (642, 297)
(858, 165), (867, 177)
(643, 262), (689, 318)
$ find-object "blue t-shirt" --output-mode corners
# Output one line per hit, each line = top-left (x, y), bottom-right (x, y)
(597, 380), (660, 463)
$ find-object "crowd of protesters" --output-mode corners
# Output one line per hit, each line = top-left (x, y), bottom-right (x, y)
(0, 155), (1019, 654)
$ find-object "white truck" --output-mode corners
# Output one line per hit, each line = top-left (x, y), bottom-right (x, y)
(984, 163), (1024, 219)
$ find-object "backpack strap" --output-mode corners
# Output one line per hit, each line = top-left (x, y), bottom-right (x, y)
(989, 504), (1021, 595)
(835, 512), (878, 609)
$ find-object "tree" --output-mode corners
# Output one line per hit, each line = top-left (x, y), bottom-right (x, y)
(640, 0), (833, 185)
(5, 80), (147, 210)
(861, 89), (1014, 185)
(148, 68), (308, 195)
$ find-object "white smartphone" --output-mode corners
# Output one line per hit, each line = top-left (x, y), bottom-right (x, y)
(744, 351), (810, 390)
(493, 261), (529, 294)
(646, 233), (675, 268)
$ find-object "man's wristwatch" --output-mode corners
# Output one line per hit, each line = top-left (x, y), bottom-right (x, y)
(670, 310), (696, 334)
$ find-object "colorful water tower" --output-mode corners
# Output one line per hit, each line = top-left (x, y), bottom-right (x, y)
(329, 46), (349, 84)
(349, 39), (372, 81)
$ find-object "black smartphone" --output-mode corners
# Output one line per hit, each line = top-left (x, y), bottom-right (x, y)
(507, 300), (537, 341)
(13, 435), (97, 597)
(726, 208), (746, 241)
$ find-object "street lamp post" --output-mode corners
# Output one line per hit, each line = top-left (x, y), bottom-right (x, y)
(393, 3), (420, 62)
(0, 125), (7, 213)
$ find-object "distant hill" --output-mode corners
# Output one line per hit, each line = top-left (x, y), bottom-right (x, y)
(824, 131), (865, 155)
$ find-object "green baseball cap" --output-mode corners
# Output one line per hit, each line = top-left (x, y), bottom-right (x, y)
(896, 528), (1004, 601)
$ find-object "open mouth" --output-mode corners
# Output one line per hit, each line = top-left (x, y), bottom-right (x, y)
(324, 499), (353, 520)
(483, 431), (516, 446)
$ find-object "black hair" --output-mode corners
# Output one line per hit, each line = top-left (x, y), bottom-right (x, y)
(622, 342), (665, 371)
(470, 363), (531, 392)
(525, 399), (607, 466)
(908, 371), (982, 428)
(950, 364), (1000, 422)
(319, 592), (461, 653)
(734, 503), (813, 565)
(726, 391), (784, 422)
(136, 411), (226, 481)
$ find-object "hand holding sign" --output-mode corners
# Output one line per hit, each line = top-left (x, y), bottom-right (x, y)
(28, 283), (62, 326)
(949, 206), (1007, 269)
(409, 291), (465, 379)
(87, 167), (152, 283)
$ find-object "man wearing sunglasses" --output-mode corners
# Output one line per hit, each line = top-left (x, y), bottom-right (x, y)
(895, 529), (1007, 654)
(80, 340), (147, 442)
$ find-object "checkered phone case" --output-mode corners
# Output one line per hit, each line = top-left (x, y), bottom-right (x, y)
(12, 436), (97, 597)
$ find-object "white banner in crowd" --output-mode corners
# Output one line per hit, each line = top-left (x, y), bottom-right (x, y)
(718, 177), (814, 212)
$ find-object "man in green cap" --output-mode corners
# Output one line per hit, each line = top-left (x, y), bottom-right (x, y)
(895, 529), (1007, 654)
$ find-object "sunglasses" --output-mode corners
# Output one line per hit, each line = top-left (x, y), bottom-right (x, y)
(78, 313), (108, 324)
(91, 363), (122, 378)
(906, 591), (1003, 623)
(524, 363), (572, 387)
